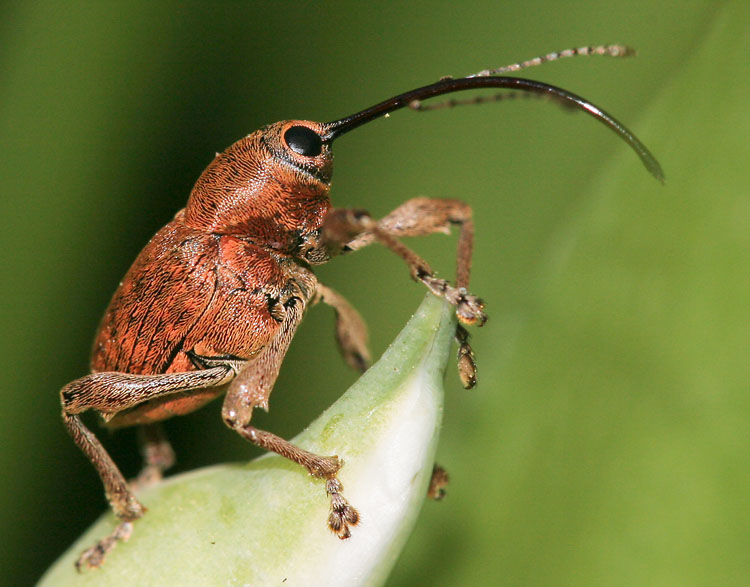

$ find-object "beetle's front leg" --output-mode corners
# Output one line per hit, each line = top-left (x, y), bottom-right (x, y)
(344, 197), (475, 290)
(221, 296), (359, 539)
(321, 199), (482, 388)
(322, 202), (486, 327)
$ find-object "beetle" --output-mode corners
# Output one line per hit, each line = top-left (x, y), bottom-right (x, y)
(60, 45), (663, 570)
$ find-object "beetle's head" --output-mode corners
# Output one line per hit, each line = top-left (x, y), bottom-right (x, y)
(184, 120), (336, 246)
(185, 67), (663, 248)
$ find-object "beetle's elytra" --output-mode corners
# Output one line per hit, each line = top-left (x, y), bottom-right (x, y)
(60, 45), (662, 570)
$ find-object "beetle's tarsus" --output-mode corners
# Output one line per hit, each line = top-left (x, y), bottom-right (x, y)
(75, 521), (133, 572)
(455, 325), (478, 389)
(427, 464), (450, 500)
(326, 478), (360, 539)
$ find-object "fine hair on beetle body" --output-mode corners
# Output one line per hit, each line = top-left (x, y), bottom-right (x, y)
(59, 44), (662, 571)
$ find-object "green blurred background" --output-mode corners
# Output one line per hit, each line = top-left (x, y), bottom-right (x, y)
(1, 1), (746, 585)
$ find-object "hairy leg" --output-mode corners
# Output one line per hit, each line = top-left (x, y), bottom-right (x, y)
(60, 363), (236, 570)
(314, 283), (371, 372)
(130, 423), (176, 490)
(221, 296), (360, 539)
(322, 197), (482, 387)
(344, 197), (475, 289)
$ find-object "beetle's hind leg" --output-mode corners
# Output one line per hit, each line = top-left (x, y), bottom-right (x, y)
(130, 423), (176, 490)
(61, 411), (145, 570)
(60, 364), (235, 570)
(427, 464), (450, 501)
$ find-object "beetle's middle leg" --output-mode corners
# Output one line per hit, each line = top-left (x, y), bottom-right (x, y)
(323, 197), (481, 388)
(221, 296), (359, 539)
(314, 282), (371, 373)
(230, 425), (359, 539)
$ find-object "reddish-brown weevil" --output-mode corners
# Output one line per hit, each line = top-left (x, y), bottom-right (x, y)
(60, 45), (663, 570)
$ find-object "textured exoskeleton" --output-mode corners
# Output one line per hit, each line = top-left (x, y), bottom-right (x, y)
(60, 45), (663, 570)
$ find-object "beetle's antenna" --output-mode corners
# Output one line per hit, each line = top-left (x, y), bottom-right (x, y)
(467, 44), (634, 78)
(323, 75), (664, 183)
(411, 44), (634, 112)
(408, 90), (555, 112)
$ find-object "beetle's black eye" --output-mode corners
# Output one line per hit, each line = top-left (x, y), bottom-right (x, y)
(284, 126), (323, 157)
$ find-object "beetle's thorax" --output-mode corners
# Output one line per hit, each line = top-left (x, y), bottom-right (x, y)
(183, 121), (333, 254)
